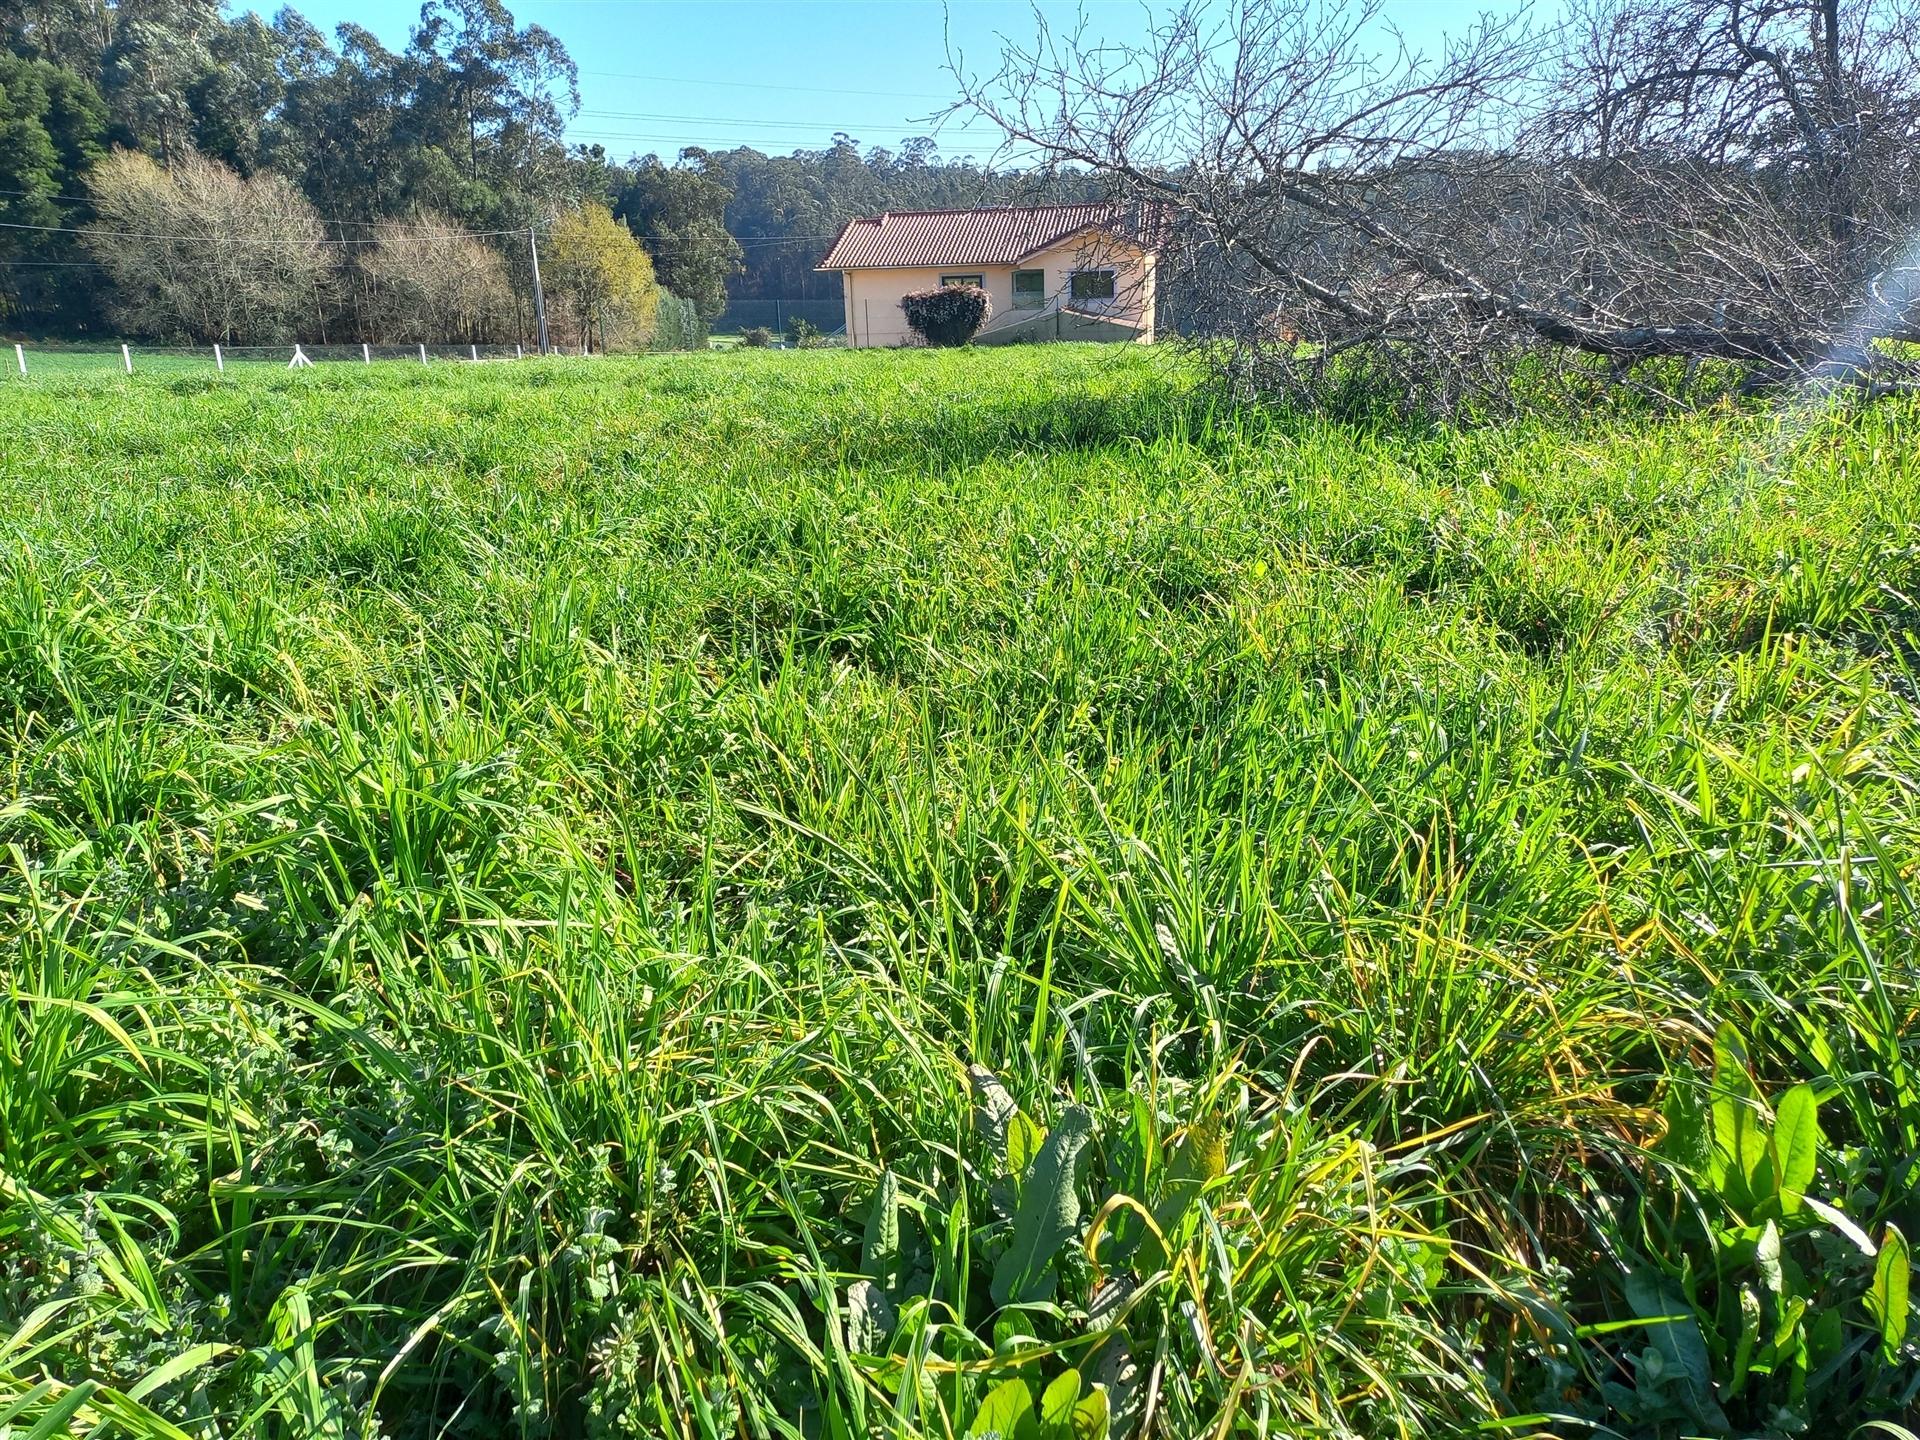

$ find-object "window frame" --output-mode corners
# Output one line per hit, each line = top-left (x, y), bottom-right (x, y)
(939, 273), (985, 290)
(1011, 268), (1046, 309)
(1069, 268), (1118, 304)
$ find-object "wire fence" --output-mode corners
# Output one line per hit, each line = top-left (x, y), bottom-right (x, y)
(2, 340), (571, 379)
(715, 298), (847, 332)
(0, 333), (855, 377)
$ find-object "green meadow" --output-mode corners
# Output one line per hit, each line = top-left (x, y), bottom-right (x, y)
(1, 347), (1915, 1439)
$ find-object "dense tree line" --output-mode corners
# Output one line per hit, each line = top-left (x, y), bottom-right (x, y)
(1, 0), (595, 338)
(0, 0), (1098, 342)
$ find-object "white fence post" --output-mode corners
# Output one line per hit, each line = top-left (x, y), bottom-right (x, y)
(516, 343), (523, 360)
(13, 343), (23, 376)
(419, 344), (428, 365)
(121, 343), (132, 374)
(470, 343), (478, 362)
(363, 343), (371, 364)
(214, 344), (224, 373)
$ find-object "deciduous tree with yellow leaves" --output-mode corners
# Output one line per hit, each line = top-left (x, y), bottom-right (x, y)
(544, 204), (659, 353)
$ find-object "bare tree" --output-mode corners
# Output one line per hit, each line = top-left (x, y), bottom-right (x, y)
(954, 0), (1920, 409)
(1537, 0), (1920, 377)
(84, 148), (336, 345)
(360, 212), (517, 345)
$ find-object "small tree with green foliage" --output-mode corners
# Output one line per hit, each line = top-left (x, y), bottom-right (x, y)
(901, 284), (990, 346)
(651, 290), (707, 350)
(738, 325), (772, 348)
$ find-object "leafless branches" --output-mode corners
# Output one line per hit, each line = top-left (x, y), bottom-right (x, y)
(360, 212), (518, 345)
(84, 149), (336, 345)
(954, 0), (1920, 410)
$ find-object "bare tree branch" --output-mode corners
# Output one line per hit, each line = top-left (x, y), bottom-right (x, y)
(953, 0), (1920, 411)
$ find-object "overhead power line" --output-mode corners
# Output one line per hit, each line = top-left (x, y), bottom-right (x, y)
(0, 186), (566, 232)
(0, 215), (854, 252)
(581, 68), (954, 102)
(577, 106), (984, 133)
(0, 218), (539, 246)
(573, 132), (1005, 155)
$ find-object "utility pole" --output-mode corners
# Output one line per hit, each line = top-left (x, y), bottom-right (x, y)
(528, 226), (550, 356)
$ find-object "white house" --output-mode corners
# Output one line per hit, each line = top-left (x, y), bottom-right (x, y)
(816, 205), (1160, 347)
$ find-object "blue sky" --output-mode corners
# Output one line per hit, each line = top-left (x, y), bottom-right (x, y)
(246, 1), (1496, 162)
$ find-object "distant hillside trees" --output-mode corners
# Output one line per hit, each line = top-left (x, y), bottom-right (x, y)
(545, 203), (659, 351)
(83, 148), (333, 343)
(612, 151), (741, 322)
(360, 211), (517, 343)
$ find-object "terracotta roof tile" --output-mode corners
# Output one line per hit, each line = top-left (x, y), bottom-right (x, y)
(816, 205), (1146, 271)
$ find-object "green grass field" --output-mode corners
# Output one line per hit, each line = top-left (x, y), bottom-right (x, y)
(5, 347), (223, 379)
(4, 345), (534, 379)
(2, 347), (1916, 1439)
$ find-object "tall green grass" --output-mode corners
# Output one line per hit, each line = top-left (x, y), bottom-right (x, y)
(1, 346), (1915, 1438)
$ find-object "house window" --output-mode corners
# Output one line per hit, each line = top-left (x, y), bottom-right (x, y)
(1012, 269), (1045, 308)
(940, 274), (984, 289)
(1070, 269), (1117, 302)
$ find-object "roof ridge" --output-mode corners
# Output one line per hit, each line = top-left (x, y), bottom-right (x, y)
(855, 203), (1111, 218)
(816, 202), (1145, 272)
